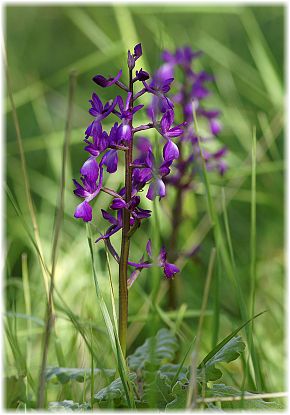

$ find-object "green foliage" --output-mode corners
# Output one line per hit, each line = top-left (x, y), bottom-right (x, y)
(198, 336), (245, 381)
(49, 400), (90, 411)
(45, 367), (115, 384)
(166, 380), (188, 409)
(127, 328), (178, 371)
(90, 329), (279, 410)
(94, 373), (137, 408)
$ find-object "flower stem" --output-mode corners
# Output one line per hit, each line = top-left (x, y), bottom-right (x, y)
(118, 68), (134, 356)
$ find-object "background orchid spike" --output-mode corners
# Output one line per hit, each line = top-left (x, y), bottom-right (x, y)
(150, 46), (228, 309)
(73, 43), (183, 355)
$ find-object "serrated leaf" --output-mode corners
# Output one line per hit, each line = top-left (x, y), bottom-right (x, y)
(94, 373), (137, 408)
(206, 384), (282, 410)
(143, 370), (173, 409)
(198, 311), (264, 369)
(48, 400), (90, 411)
(142, 365), (189, 409)
(159, 363), (189, 383)
(45, 367), (115, 384)
(198, 336), (245, 381)
(166, 380), (188, 410)
(128, 328), (178, 371)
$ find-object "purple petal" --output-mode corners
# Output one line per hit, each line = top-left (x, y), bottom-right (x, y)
(89, 93), (103, 113)
(146, 239), (152, 258)
(159, 247), (167, 265)
(134, 207), (151, 219)
(127, 269), (142, 288)
(156, 63), (174, 81)
(101, 209), (118, 225)
(127, 51), (135, 70)
(95, 224), (122, 243)
(74, 201), (92, 222)
(101, 149), (118, 173)
(160, 109), (174, 134)
(146, 179), (166, 201)
(118, 124), (132, 141)
(134, 43), (142, 59)
(218, 160), (228, 176)
(214, 147), (227, 159)
(132, 104), (144, 114)
(110, 198), (127, 210)
(80, 157), (99, 182)
(163, 140), (179, 162)
(210, 119), (222, 136)
(159, 160), (172, 177)
(167, 125), (185, 138)
(163, 262), (180, 279)
(73, 179), (88, 198)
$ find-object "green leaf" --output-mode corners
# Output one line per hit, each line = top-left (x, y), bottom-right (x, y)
(142, 364), (189, 409)
(128, 328), (178, 371)
(143, 370), (173, 409)
(198, 311), (264, 370)
(45, 367), (115, 384)
(166, 380), (188, 410)
(159, 363), (189, 382)
(94, 373), (137, 408)
(206, 384), (282, 410)
(48, 400), (90, 411)
(198, 336), (245, 381)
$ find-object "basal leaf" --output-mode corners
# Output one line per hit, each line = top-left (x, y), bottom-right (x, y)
(143, 370), (173, 409)
(198, 336), (245, 381)
(159, 363), (189, 383)
(48, 400), (90, 411)
(45, 367), (115, 384)
(166, 380), (188, 410)
(94, 373), (137, 408)
(127, 328), (178, 371)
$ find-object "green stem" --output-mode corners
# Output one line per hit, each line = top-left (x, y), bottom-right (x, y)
(118, 68), (133, 357)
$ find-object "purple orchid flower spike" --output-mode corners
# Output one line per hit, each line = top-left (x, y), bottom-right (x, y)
(147, 46), (227, 309)
(73, 43), (180, 356)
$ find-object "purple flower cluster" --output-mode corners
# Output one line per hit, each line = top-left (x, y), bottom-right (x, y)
(149, 46), (227, 192)
(73, 43), (183, 280)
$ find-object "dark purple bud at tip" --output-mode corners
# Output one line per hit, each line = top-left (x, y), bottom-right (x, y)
(92, 74), (108, 87)
(134, 43), (142, 59)
(136, 69), (150, 81)
(92, 70), (122, 88)
(127, 51), (135, 70)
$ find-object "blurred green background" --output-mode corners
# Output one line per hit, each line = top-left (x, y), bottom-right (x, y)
(5, 3), (284, 405)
